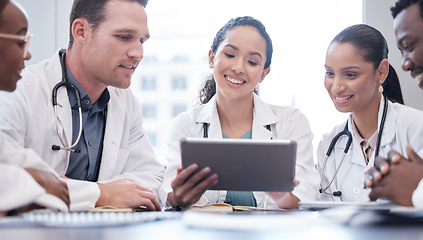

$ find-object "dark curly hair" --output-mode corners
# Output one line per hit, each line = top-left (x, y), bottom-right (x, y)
(391, 0), (423, 19)
(198, 16), (273, 104)
(330, 24), (403, 104)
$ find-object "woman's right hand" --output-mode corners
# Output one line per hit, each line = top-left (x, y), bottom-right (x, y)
(167, 164), (218, 207)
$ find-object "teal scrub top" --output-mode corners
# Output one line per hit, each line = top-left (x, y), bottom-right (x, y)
(222, 129), (257, 207)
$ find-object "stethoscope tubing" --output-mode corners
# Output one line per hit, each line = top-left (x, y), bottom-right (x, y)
(51, 51), (83, 152)
(320, 123), (351, 197)
(320, 95), (388, 197)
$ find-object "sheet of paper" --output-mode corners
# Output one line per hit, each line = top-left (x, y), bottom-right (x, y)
(182, 210), (327, 231)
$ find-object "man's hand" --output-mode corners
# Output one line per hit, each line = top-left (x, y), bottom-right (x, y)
(96, 178), (161, 211)
(25, 168), (70, 208)
(364, 151), (401, 188)
(367, 144), (423, 206)
(167, 164), (218, 208)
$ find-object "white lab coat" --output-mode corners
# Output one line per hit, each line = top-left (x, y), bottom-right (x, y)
(0, 164), (67, 212)
(0, 50), (164, 211)
(317, 96), (423, 202)
(0, 124), (68, 211)
(0, 164), (45, 211)
(159, 94), (320, 208)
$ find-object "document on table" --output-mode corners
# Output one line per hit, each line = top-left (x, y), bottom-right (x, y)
(0, 211), (181, 228)
(298, 200), (402, 211)
(182, 210), (327, 231)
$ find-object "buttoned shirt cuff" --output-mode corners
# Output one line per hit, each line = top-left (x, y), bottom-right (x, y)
(192, 196), (210, 207)
(65, 179), (100, 211)
(412, 179), (423, 208)
(263, 194), (279, 209)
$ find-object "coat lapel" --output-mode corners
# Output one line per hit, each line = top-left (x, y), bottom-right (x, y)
(196, 97), (223, 139)
(251, 94), (277, 140)
(97, 88), (125, 179)
(377, 98), (396, 154)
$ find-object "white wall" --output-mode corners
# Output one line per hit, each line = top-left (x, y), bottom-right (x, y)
(363, 0), (423, 110)
(18, 0), (73, 66)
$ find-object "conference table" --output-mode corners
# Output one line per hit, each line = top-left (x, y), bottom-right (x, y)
(0, 207), (422, 240)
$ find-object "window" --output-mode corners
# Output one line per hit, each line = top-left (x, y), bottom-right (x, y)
(172, 54), (189, 62)
(141, 104), (157, 119)
(147, 132), (157, 146)
(172, 104), (187, 117)
(172, 76), (187, 90)
(141, 76), (156, 91)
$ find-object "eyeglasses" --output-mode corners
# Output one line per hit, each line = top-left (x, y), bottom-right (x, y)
(0, 32), (32, 57)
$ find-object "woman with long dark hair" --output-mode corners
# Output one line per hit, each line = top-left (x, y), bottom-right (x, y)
(159, 16), (319, 209)
(318, 24), (423, 202)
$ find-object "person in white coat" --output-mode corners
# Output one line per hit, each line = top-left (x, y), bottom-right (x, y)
(0, 0), (163, 211)
(160, 16), (320, 209)
(366, 0), (423, 207)
(0, 0), (69, 216)
(318, 24), (423, 202)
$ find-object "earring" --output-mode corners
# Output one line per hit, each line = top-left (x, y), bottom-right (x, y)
(378, 80), (384, 93)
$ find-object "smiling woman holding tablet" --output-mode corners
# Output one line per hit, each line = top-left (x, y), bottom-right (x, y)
(159, 16), (319, 209)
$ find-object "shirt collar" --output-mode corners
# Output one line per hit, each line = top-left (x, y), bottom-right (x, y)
(352, 118), (377, 150)
(65, 67), (110, 112)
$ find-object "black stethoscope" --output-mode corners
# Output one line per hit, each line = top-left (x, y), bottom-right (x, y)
(319, 94), (388, 197)
(51, 51), (83, 153)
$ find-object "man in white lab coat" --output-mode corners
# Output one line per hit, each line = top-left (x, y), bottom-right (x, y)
(366, 0), (423, 207)
(0, 0), (163, 211)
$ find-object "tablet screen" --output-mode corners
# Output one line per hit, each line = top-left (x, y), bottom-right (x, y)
(180, 138), (296, 192)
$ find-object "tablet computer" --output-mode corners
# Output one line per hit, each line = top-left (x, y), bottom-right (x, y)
(180, 138), (297, 192)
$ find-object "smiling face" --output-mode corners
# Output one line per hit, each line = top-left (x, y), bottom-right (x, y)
(394, 3), (423, 89)
(324, 42), (381, 114)
(0, 2), (31, 92)
(76, 0), (149, 90)
(208, 26), (270, 103)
